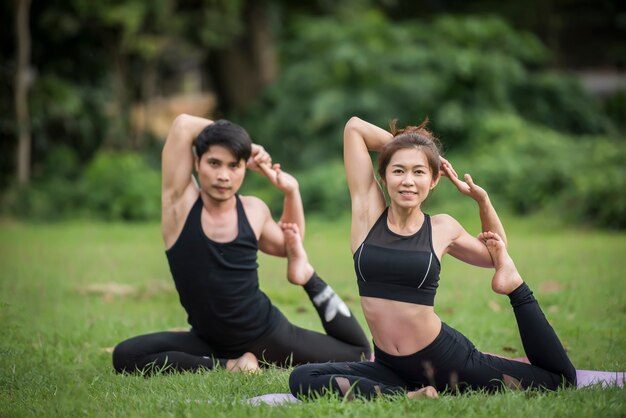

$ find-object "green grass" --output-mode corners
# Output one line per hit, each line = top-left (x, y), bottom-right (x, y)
(0, 208), (625, 417)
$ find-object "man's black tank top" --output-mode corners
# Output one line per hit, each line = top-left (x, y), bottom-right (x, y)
(353, 208), (440, 306)
(165, 194), (280, 351)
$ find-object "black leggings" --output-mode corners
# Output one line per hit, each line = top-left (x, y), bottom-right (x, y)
(289, 283), (576, 398)
(112, 275), (371, 373)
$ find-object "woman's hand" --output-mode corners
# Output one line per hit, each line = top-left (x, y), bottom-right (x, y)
(440, 157), (488, 203)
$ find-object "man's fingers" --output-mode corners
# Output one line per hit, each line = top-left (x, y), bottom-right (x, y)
(257, 161), (275, 178)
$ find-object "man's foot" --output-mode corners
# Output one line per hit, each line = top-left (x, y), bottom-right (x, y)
(281, 223), (315, 286)
(407, 386), (439, 400)
(479, 231), (523, 295)
(225, 352), (259, 373)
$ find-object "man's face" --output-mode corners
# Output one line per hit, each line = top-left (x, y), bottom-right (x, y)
(195, 145), (246, 202)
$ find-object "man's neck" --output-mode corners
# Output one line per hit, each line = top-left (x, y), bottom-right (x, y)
(199, 191), (238, 217)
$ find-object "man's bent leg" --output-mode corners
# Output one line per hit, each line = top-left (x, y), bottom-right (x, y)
(304, 273), (370, 356)
(281, 222), (370, 359)
(112, 331), (226, 374)
(251, 313), (369, 365)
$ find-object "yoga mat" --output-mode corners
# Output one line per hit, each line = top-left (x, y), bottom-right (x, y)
(245, 393), (300, 406)
(244, 369), (625, 406)
(576, 370), (625, 388)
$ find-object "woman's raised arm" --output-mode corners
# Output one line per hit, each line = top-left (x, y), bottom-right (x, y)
(343, 117), (391, 251)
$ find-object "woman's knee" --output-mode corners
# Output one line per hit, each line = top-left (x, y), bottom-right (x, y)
(358, 344), (372, 361)
(289, 364), (319, 396)
(563, 365), (577, 388)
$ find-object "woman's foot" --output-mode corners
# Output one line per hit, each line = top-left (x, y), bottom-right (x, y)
(479, 231), (523, 295)
(407, 386), (439, 400)
(281, 223), (315, 286)
(225, 352), (259, 373)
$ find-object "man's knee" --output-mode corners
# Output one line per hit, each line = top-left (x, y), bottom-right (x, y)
(111, 339), (137, 373)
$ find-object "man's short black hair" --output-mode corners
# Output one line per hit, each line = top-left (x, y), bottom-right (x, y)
(192, 119), (252, 162)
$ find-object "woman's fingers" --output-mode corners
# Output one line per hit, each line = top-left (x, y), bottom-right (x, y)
(439, 156), (458, 179)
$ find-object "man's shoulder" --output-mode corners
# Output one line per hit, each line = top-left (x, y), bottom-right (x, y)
(239, 194), (269, 210)
(238, 194), (272, 227)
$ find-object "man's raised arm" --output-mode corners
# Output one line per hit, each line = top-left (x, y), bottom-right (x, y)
(161, 114), (213, 205)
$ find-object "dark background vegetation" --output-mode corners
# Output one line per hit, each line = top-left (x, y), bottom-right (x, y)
(1, 0), (625, 227)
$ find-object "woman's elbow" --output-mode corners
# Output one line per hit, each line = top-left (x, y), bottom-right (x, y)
(345, 116), (363, 131)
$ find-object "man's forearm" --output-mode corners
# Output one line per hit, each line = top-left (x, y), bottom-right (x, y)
(172, 114), (213, 147)
(477, 197), (507, 246)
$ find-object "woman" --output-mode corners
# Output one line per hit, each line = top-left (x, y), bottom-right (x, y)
(289, 117), (576, 399)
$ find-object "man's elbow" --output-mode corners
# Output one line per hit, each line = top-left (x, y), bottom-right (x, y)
(171, 113), (191, 131)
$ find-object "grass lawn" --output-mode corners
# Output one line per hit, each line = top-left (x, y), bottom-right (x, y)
(0, 207), (624, 417)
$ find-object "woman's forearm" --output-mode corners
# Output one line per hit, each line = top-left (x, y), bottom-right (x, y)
(344, 117), (393, 153)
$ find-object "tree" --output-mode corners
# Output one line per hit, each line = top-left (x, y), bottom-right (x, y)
(14, 0), (31, 186)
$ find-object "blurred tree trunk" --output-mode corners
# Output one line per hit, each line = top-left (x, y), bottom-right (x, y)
(138, 59), (158, 147)
(210, 0), (277, 113)
(15, 0), (31, 186)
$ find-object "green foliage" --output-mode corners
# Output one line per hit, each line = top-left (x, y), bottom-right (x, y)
(2, 151), (161, 221)
(464, 113), (574, 214)
(241, 161), (350, 218)
(1, 177), (81, 221)
(238, 13), (612, 172)
(513, 72), (615, 135)
(604, 89), (626, 133)
(566, 138), (626, 229)
(235, 12), (620, 228)
(82, 152), (161, 221)
(461, 112), (626, 228)
(297, 160), (351, 218)
(0, 0), (248, 189)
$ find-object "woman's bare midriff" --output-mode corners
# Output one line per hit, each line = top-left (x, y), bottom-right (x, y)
(361, 296), (442, 356)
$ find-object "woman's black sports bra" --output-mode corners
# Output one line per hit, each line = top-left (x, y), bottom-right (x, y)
(353, 208), (440, 306)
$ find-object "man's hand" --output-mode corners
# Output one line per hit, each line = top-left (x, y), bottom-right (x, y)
(258, 163), (299, 194)
(246, 144), (272, 174)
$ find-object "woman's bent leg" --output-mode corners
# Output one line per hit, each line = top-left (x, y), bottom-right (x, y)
(289, 361), (407, 400)
(508, 283), (577, 385)
(398, 324), (572, 392)
(484, 232), (576, 387)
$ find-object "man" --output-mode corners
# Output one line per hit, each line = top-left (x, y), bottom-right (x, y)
(112, 114), (370, 374)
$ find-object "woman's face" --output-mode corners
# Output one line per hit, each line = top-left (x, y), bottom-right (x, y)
(383, 148), (439, 209)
